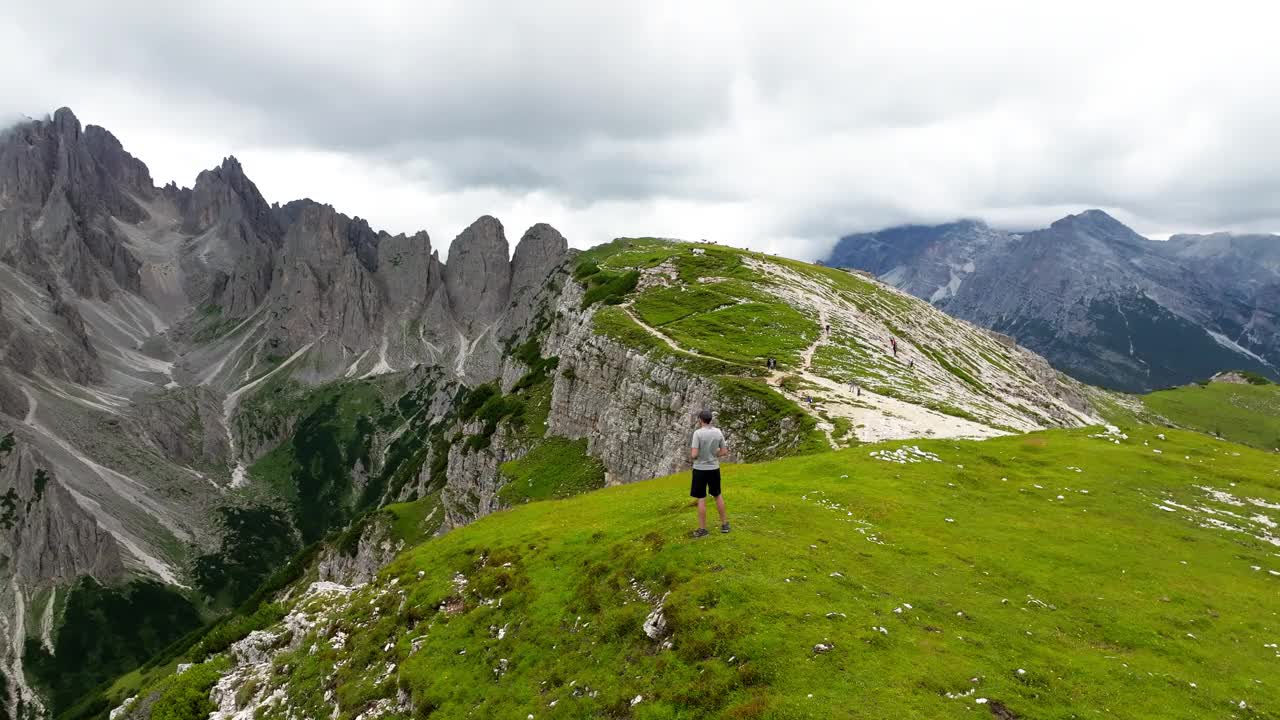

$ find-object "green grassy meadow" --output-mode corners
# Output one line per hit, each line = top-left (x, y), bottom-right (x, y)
(187, 423), (1280, 719)
(1143, 381), (1280, 451)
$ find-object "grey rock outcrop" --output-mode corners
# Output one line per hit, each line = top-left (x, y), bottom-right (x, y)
(316, 516), (402, 586)
(134, 387), (230, 470)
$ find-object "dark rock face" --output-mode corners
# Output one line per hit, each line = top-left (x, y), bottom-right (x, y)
(826, 210), (1280, 391)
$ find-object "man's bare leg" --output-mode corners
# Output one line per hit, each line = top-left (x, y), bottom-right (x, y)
(715, 495), (727, 525)
(697, 498), (707, 530)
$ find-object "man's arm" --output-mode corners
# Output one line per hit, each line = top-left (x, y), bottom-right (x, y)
(717, 435), (729, 458)
(689, 432), (699, 461)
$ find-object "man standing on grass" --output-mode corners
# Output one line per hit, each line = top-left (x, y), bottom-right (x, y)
(690, 409), (729, 538)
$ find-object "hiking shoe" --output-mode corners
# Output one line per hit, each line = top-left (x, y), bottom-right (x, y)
(721, 523), (731, 534)
(692, 528), (709, 538)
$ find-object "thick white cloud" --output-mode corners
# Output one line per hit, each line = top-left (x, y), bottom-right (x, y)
(3, 0), (1278, 258)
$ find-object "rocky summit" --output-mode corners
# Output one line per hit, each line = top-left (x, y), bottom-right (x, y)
(826, 210), (1280, 392)
(2, 108), (1275, 720)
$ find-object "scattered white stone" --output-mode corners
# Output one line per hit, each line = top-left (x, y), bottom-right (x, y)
(945, 518), (955, 523)
(869, 446), (942, 464)
(976, 698), (989, 705)
(830, 571), (844, 578)
(814, 643), (834, 653)
(643, 593), (671, 640)
(631, 695), (643, 706)
(1016, 668), (1026, 676)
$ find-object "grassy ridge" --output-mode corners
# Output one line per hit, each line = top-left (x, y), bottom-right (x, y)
(1143, 381), (1280, 451)
(217, 424), (1279, 719)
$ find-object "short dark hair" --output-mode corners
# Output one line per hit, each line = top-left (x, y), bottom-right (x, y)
(698, 409), (713, 423)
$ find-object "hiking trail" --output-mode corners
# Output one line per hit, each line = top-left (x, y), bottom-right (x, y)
(620, 301), (1006, 447)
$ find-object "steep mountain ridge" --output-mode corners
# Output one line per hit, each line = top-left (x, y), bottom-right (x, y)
(826, 210), (1280, 391)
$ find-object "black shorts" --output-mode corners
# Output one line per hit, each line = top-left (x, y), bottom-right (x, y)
(690, 468), (722, 499)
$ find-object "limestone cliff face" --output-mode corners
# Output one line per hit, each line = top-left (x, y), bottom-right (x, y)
(0, 427), (125, 718)
(505, 223), (569, 333)
(544, 304), (723, 484)
(440, 422), (532, 530)
(134, 387), (230, 470)
(0, 428), (124, 584)
(540, 283), (817, 484)
(180, 157), (283, 318)
(0, 108), (146, 301)
(444, 216), (512, 335)
(263, 202), (385, 374)
(315, 516), (402, 587)
(431, 266), (814, 528)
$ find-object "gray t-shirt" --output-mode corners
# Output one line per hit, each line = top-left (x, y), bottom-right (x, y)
(691, 426), (726, 470)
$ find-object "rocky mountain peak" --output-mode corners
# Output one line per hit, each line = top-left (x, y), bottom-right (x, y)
(184, 156), (281, 240)
(1049, 209), (1145, 244)
(511, 223), (568, 292)
(82, 125), (153, 196)
(444, 216), (512, 331)
(51, 106), (80, 137)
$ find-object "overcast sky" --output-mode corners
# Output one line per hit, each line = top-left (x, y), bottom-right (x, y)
(4, 0), (1278, 259)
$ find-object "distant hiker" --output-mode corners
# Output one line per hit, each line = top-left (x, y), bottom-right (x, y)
(824, 323), (831, 335)
(891, 337), (898, 357)
(908, 358), (914, 369)
(689, 410), (729, 538)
